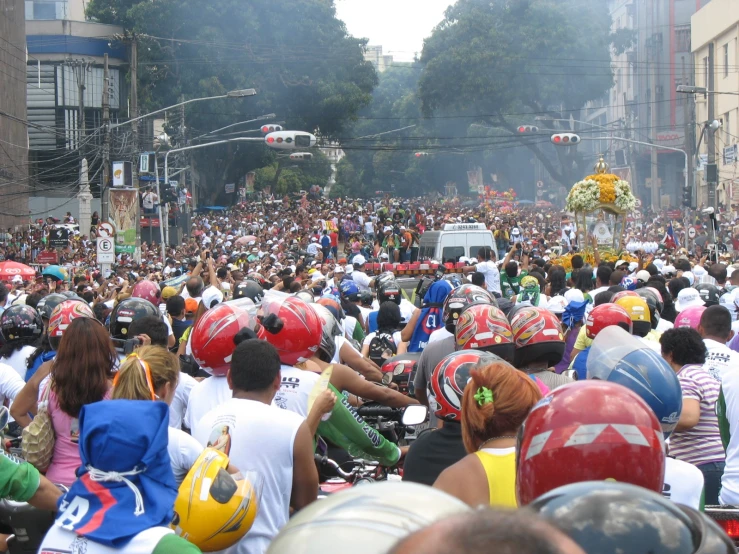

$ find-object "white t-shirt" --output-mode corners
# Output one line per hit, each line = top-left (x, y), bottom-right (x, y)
(142, 191), (158, 210)
(170, 372), (197, 430)
(0, 345), (36, 381)
(184, 375), (231, 431)
(399, 298), (415, 324)
(719, 348), (739, 505)
(362, 331), (403, 349)
(704, 338), (739, 383)
(272, 365), (319, 418)
(656, 318), (674, 333)
(41, 525), (172, 554)
(0, 363), (25, 421)
(663, 456), (704, 510)
(351, 271), (372, 292)
(193, 397), (303, 554)
(428, 327), (453, 344)
(168, 426), (202, 485)
(475, 261), (501, 295)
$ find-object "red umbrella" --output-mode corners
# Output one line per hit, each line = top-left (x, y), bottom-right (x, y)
(235, 235), (257, 246)
(0, 261), (36, 281)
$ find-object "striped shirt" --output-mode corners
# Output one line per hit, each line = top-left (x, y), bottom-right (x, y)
(669, 364), (725, 466)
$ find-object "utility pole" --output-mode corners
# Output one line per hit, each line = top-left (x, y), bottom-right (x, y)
(682, 57), (694, 249)
(649, 28), (660, 211)
(129, 34), (141, 263)
(707, 42), (717, 209)
(101, 53), (110, 224)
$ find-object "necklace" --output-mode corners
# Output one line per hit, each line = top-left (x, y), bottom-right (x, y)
(477, 436), (517, 451)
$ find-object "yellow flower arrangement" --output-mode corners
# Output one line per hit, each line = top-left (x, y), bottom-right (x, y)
(566, 172), (636, 213)
(550, 249), (638, 273)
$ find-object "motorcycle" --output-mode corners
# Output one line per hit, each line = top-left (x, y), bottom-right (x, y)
(380, 352), (420, 396)
(704, 505), (739, 547)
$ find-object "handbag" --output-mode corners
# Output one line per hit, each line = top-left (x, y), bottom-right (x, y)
(22, 382), (55, 472)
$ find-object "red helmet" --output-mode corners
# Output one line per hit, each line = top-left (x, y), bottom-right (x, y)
(131, 280), (161, 305)
(430, 350), (500, 421)
(261, 296), (322, 366)
(585, 303), (633, 339)
(610, 290), (639, 304)
(510, 307), (565, 367)
(516, 380), (665, 506)
(48, 300), (95, 350)
(674, 305), (706, 329)
(442, 284), (495, 332)
(191, 303), (259, 376)
(455, 304), (514, 362)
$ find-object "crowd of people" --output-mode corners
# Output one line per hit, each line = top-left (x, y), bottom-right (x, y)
(0, 193), (738, 553)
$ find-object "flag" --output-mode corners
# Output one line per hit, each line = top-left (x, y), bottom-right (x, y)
(662, 222), (678, 249)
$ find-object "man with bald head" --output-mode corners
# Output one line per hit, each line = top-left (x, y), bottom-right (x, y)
(390, 509), (585, 554)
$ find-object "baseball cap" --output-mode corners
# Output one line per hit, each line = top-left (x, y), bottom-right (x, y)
(161, 286), (178, 300)
(353, 255), (366, 266)
(564, 288), (585, 305)
(184, 298), (198, 313)
(636, 270), (651, 283)
(675, 287), (705, 312)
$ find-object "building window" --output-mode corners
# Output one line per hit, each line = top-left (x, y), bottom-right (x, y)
(675, 27), (691, 53)
(724, 43), (730, 78)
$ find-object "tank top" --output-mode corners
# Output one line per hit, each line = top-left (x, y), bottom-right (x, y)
(40, 524), (172, 553)
(473, 447), (517, 507)
(272, 365), (319, 418)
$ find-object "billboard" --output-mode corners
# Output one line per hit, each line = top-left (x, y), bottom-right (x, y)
(109, 189), (138, 254)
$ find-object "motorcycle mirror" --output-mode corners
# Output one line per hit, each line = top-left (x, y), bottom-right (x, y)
(401, 404), (428, 426)
(562, 369), (578, 381)
(381, 373), (393, 386)
(0, 406), (8, 430)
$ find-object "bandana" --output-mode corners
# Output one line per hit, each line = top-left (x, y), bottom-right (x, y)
(562, 299), (589, 330)
(408, 280), (452, 352)
(517, 275), (541, 307)
(53, 400), (177, 547)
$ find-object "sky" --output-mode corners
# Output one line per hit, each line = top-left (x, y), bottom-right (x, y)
(334, 0), (454, 62)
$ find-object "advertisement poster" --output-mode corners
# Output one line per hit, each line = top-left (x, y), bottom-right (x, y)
(109, 189), (138, 254)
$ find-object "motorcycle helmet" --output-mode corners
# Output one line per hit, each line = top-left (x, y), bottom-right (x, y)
(620, 275), (637, 291)
(635, 288), (660, 328)
(191, 303), (260, 376)
(377, 279), (401, 305)
(316, 296), (344, 322)
(375, 271), (396, 290)
(695, 283), (721, 307)
(443, 273), (463, 288)
(36, 293), (67, 319)
(645, 286), (665, 315)
(311, 303), (339, 363)
(48, 300), (95, 350)
(233, 280), (265, 305)
(516, 381), (665, 506)
(109, 297), (160, 340)
(610, 290), (639, 304)
(587, 326), (682, 437)
(339, 280), (360, 302)
(0, 305), (43, 342)
(675, 305), (706, 329)
(131, 280), (161, 305)
(380, 353), (419, 394)
(529, 481), (735, 554)
(510, 306), (565, 367)
(614, 295), (651, 337)
(442, 284), (495, 333)
(59, 291), (81, 300)
(172, 448), (259, 551)
(247, 273), (269, 289)
(585, 303), (633, 339)
(359, 290), (373, 307)
(455, 304), (514, 362)
(431, 350), (501, 421)
(261, 295), (323, 366)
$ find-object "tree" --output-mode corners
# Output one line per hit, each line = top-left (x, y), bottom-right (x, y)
(418, 0), (618, 186)
(85, 0), (377, 200)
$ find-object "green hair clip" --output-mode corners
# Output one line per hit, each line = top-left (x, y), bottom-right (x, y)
(474, 386), (494, 407)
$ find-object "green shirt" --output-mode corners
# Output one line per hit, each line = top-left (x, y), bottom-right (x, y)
(500, 270), (527, 299)
(153, 534), (202, 554)
(0, 451), (40, 502)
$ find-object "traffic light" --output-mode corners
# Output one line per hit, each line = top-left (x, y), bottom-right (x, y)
(289, 152), (313, 161)
(550, 133), (581, 145)
(517, 125), (539, 133)
(261, 124), (283, 134)
(414, 152), (430, 158)
(682, 187), (693, 207)
(162, 185), (177, 203)
(264, 131), (317, 150)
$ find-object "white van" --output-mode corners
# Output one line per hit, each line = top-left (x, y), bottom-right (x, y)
(418, 223), (495, 263)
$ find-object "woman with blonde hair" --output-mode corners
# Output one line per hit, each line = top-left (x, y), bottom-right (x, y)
(112, 345), (238, 484)
(433, 360), (542, 507)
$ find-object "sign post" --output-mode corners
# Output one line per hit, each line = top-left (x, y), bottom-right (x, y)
(97, 222), (116, 276)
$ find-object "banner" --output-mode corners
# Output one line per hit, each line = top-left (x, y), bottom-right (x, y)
(467, 167), (483, 194)
(109, 189), (138, 254)
(246, 171), (255, 194)
(225, 183), (235, 194)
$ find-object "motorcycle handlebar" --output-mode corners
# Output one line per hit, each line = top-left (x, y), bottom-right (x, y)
(356, 404), (401, 419)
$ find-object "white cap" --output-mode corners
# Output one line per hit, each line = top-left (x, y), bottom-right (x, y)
(675, 287), (705, 312)
(693, 265), (707, 278)
(628, 262), (638, 272)
(353, 255), (366, 266)
(11, 275), (22, 283)
(564, 288), (585, 305)
(547, 295), (567, 314)
(636, 270), (651, 283)
(661, 264), (676, 276)
(201, 286), (224, 310)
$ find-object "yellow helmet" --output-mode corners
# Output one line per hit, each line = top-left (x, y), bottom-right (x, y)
(171, 448), (259, 552)
(614, 296), (652, 337)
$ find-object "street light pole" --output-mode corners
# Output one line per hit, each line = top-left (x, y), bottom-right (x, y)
(191, 113), (276, 141)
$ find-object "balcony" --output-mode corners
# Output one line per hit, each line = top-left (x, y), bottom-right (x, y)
(25, 0), (68, 20)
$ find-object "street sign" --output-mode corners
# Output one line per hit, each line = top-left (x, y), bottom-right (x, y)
(97, 237), (115, 263)
(688, 226), (696, 239)
(635, 198), (642, 208)
(49, 228), (69, 248)
(97, 223), (114, 238)
(36, 251), (58, 264)
(536, 180), (544, 188)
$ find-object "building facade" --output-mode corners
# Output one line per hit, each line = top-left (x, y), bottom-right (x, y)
(691, 0), (739, 209)
(25, 0), (126, 215)
(364, 45), (394, 73)
(0, 0), (30, 227)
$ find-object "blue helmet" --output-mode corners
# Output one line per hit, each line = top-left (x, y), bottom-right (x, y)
(587, 327), (682, 438)
(339, 280), (360, 301)
(620, 275), (637, 291)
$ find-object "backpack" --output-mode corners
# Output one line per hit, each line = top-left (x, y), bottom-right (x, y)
(368, 331), (397, 367)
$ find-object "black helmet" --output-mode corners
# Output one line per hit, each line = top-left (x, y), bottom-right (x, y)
(378, 279), (401, 305)
(442, 284), (495, 333)
(359, 290), (373, 307)
(233, 280), (264, 305)
(636, 288), (660, 329)
(695, 283), (721, 307)
(109, 298), (159, 340)
(529, 481), (735, 554)
(36, 293), (67, 320)
(0, 305), (43, 342)
(60, 291), (81, 300)
(375, 271), (396, 290)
